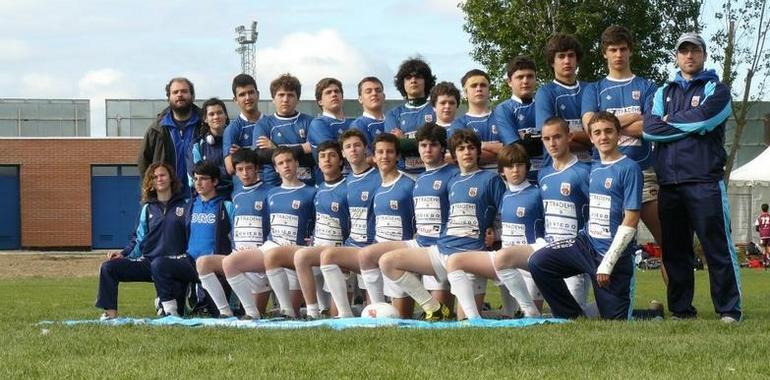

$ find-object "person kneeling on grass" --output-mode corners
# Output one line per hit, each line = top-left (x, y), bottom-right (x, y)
(378, 129), (517, 321)
(490, 112), (642, 319)
(223, 146), (316, 319)
(96, 162), (192, 319)
(445, 143), (544, 319)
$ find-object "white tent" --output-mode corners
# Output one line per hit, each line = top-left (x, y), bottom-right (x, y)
(728, 146), (770, 244)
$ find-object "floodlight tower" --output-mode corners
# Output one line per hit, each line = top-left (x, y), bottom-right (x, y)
(235, 21), (258, 79)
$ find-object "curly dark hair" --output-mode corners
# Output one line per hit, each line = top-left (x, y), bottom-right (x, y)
(394, 57), (436, 98)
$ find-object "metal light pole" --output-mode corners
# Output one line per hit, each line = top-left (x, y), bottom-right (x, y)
(235, 21), (258, 80)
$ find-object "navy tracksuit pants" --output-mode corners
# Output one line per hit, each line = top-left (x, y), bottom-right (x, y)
(658, 181), (742, 319)
(95, 255), (198, 311)
(529, 233), (634, 320)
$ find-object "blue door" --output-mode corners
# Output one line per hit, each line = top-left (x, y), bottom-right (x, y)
(91, 165), (141, 249)
(0, 166), (20, 249)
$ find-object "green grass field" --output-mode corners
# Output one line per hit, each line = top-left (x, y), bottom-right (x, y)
(2, 269), (769, 379)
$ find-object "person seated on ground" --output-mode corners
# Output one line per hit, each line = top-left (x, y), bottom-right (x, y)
(95, 162), (191, 319)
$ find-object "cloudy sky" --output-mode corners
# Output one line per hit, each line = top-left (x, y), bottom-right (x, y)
(0, 0), (725, 136)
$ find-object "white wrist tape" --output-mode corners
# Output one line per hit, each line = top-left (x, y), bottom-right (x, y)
(597, 225), (636, 275)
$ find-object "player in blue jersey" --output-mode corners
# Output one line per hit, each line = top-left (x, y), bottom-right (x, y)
(183, 161), (234, 316)
(535, 34), (592, 162)
(535, 117), (592, 310)
(223, 74), (263, 191)
(96, 163), (191, 319)
(223, 146), (315, 319)
(253, 74), (316, 186)
(385, 57), (437, 175)
(581, 25), (665, 286)
(319, 129), (382, 317)
(350, 77), (386, 152)
(198, 149), (271, 317)
(444, 144), (544, 319)
(188, 98), (232, 196)
(527, 111), (642, 319)
(308, 78), (353, 161)
(379, 129), (506, 320)
(355, 133), (416, 318)
(493, 56), (542, 181)
(450, 69), (502, 171)
(431, 81), (461, 129)
(262, 141), (350, 319)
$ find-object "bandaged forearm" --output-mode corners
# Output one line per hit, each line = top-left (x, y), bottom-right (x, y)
(597, 225), (637, 275)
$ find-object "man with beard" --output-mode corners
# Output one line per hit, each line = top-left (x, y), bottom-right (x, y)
(138, 77), (202, 195)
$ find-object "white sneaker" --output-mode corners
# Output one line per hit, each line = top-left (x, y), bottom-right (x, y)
(99, 312), (115, 321)
(720, 315), (738, 324)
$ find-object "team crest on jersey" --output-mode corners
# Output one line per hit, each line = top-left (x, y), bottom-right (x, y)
(299, 129), (306, 139)
(560, 183), (571, 196)
(632, 90), (641, 100)
(491, 124), (497, 134)
(518, 114), (525, 121)
(604, 178), (613, 189)
(331, 202), (339, 212)
(468, 187), (478, 197)
(254, 201), (263, 211)
(175, 207), (184, 217)
(424, 114), (433, 123)
(691, 96), (701, 107)
(389, 200), (399, 210)
(361, 191), (369, 201)
(292, 200), (301, 209)
(516, 207), (525, 218)
(432, 180), (442, 190)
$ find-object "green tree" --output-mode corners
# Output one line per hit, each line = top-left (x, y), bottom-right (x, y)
(461, 0), (702, 100)
(710, 0), (770, 182)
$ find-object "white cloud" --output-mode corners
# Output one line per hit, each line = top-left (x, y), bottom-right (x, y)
(0, 38), (33, 61)
(78, 69), (130, 97)
(255, 29), (389, 99)
(19, 73), (70, 98)
(78, 69), (134, 137)
(425, 0), (464, 15)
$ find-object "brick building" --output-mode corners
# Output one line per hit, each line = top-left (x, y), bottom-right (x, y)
(0, 138), (141, 249)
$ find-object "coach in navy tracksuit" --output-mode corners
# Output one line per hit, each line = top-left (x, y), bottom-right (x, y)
(96, 162), (197, 319)
(643, 33), (742, 322)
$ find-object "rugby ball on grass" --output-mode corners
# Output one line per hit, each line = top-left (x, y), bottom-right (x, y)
(360, 302), (400, 319)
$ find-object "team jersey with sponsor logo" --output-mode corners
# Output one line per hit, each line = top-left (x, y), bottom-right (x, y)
(413, 164), (459, 247)
(384, 102), (436, 175)
(231, 182), (271, 251)
(350, 113), (385, 152)
(187, 196), (233, 260)
(538, 156), (590, 243)
(536, 80), (591, 162)
(264, 184), (316, 246)
(254, 112), (315, 186)
(586, 155), (642, 255)
(313, 179), (350, 247)
(345, 167), (382, 247)
(492, 95), (542, 181)
(372, 172), (415, 242)
(438, 170), (506, 255)
(500, 181), (544, 247)
(581, 76), (657, 169)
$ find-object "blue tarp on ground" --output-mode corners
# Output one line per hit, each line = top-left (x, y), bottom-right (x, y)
(44, 316), (569, 330)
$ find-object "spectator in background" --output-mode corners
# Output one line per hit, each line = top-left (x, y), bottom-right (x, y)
(138, 77), (201, 196)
